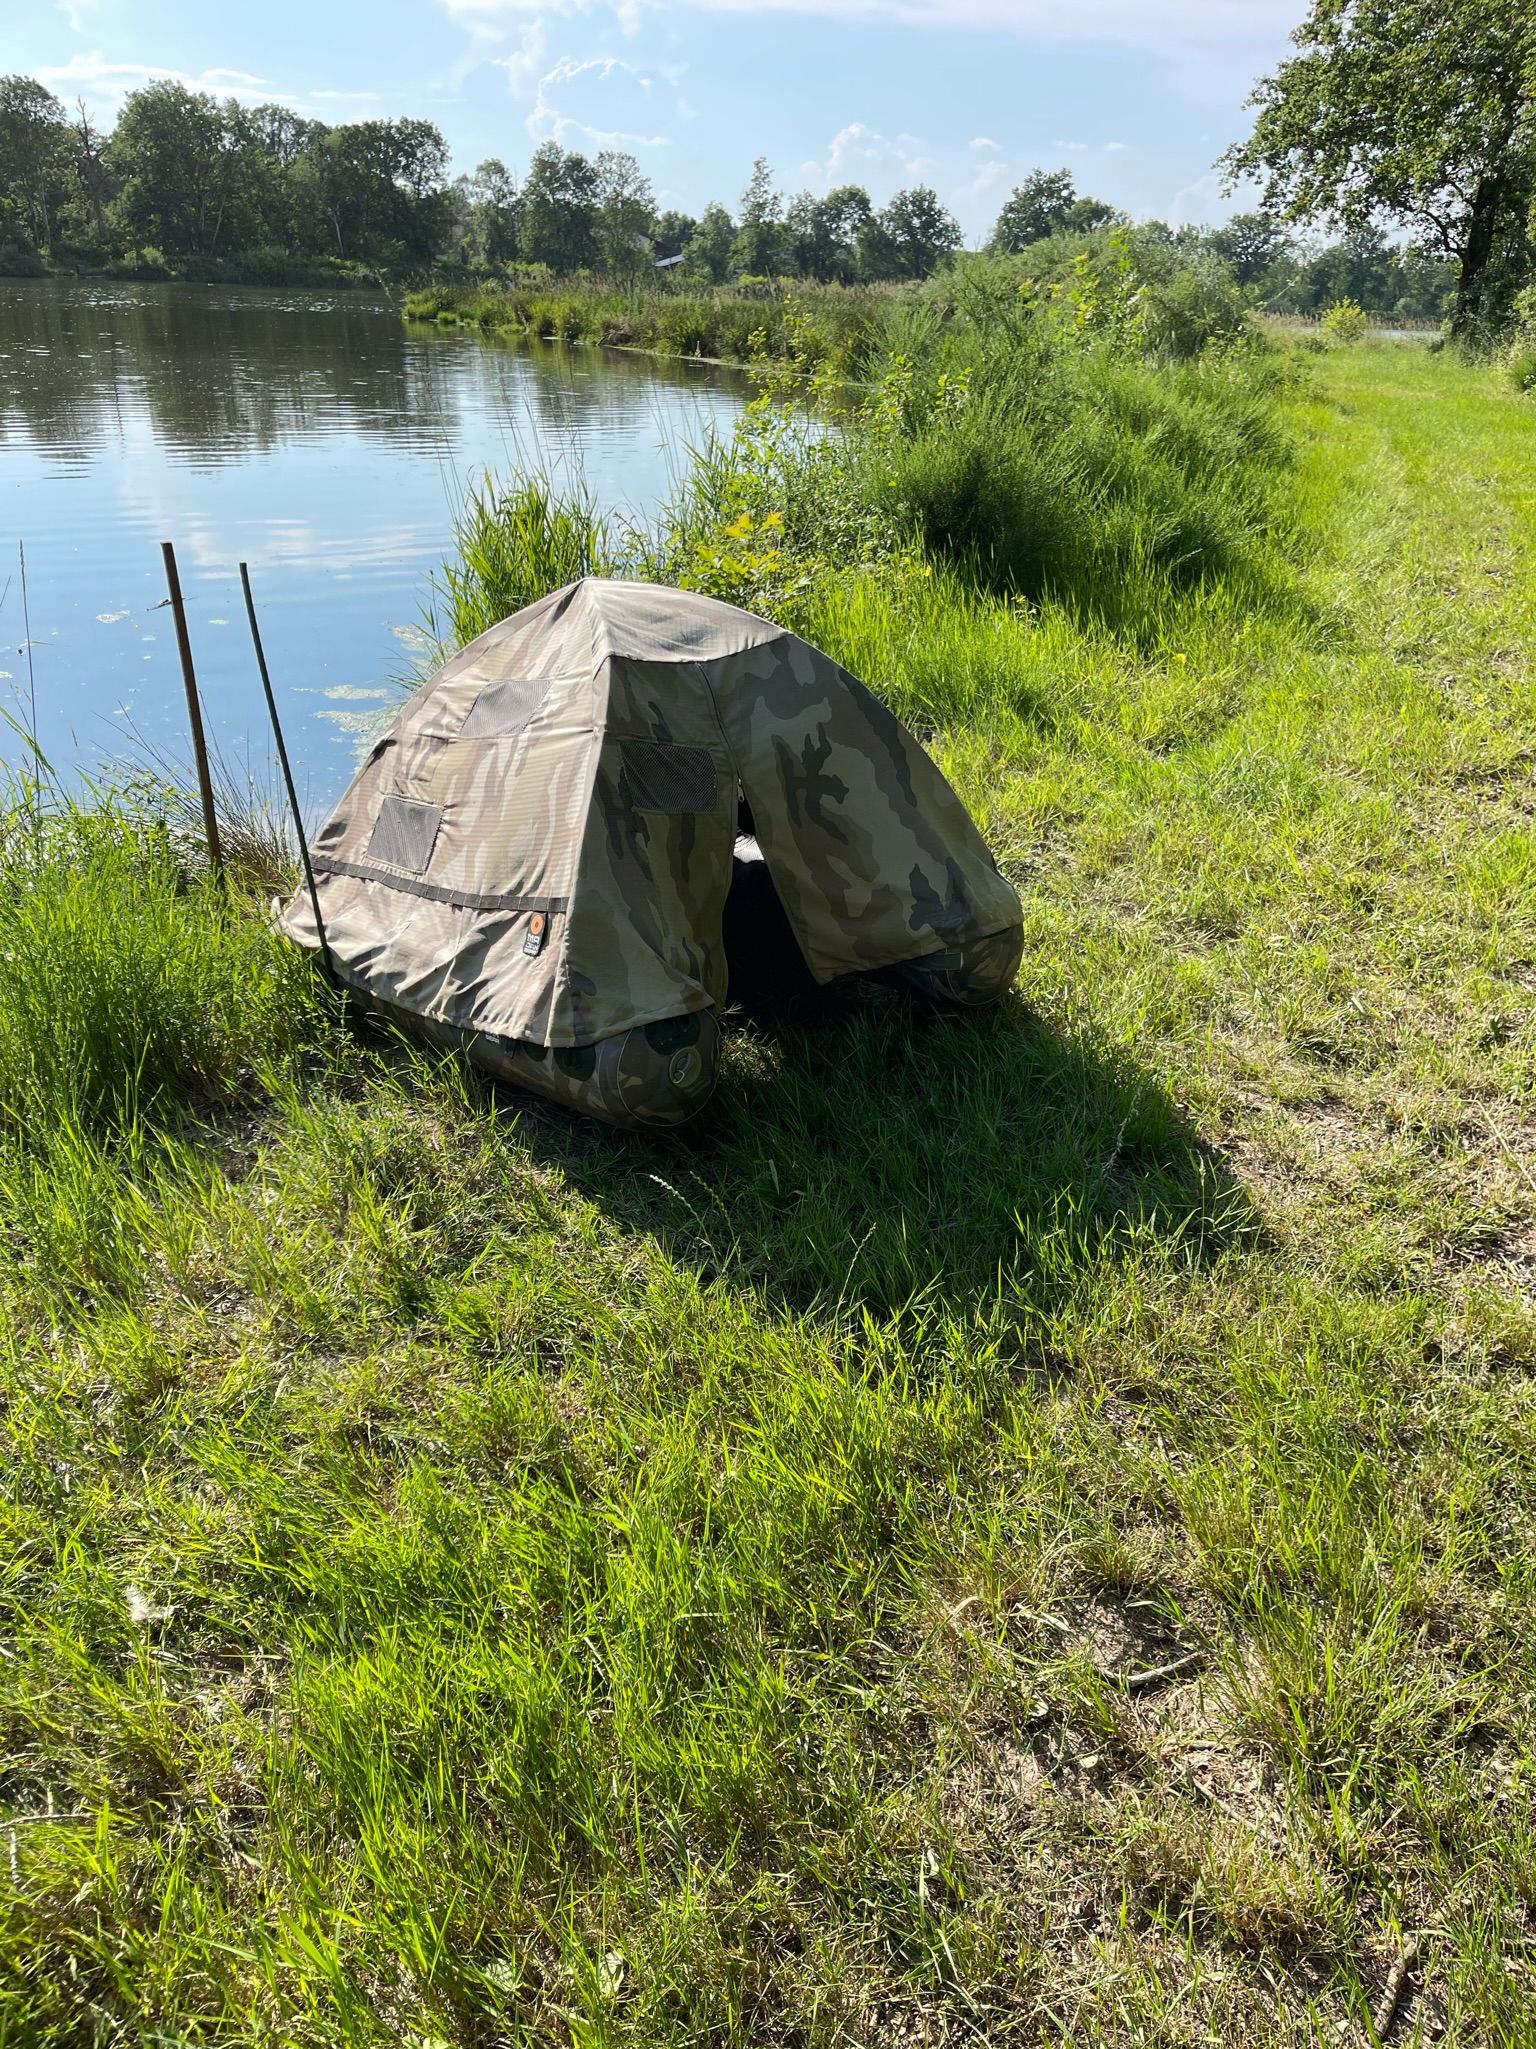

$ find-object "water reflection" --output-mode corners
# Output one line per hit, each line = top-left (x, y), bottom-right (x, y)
(0, 281), (746, 798)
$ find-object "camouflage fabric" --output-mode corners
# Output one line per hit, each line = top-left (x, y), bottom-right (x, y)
(364, 994), (719, 1127)
(281, 578), (1021, 1064)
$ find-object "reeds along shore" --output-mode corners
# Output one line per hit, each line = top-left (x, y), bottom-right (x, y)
(401, 235), (1261, 373)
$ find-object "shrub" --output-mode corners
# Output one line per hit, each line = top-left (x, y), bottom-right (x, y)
(849, 299), (1284, 619)
(103, 248), (172, 281)
(0, 243), (46, 278)
(1321, 299), (1369, 346)
(1507, 284), (1536, 393)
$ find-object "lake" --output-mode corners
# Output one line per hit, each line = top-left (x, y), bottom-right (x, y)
(0, 281), (748, 803)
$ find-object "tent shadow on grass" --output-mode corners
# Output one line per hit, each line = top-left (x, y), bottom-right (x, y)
(489, 983), (1258, 1325)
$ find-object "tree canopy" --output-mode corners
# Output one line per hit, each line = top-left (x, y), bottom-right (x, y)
(1223, 0), (1536, 332)
(987, 170), (1123, 255)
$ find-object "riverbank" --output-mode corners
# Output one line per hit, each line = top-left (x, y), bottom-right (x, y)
(402, 243), (1260, 374)
(406, 274), (896, 373)
(1, 246), (388, 287)
(4, 342), (1535, 2043)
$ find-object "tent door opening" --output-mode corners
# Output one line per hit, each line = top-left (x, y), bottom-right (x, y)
(721, 783), (817, 1008)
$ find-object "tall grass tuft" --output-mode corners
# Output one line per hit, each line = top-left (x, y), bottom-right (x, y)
(422, 260), (1293, 657)
(0, 781), (320, 1143)
(428, 474), (620, 652)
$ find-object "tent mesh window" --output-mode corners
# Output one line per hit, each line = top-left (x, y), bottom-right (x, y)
(619, 739), (718, 814)
(459, 678), (546, 739)
(366, 797), (442, 873)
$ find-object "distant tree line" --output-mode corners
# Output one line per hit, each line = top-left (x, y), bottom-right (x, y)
(0, 79), (970, 284)
(0, 75), (452, 270)
(0, 69), (1492, 323)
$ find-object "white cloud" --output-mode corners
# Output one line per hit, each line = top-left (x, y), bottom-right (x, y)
(526, 54), (670, 147)
(802, 120), (936, 196)
(964, 157), (1011, 196)
(36, 51), (379, 121)
(39, 52), (269, 103)
(441, 0), (644, 32)
(969, 136), (1002, 153)
(493, 19), (549, 89)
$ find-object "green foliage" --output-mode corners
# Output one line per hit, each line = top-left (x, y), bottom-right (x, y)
(732, 156), (782, 277)
(0, 238), (45, 275)
(429, 475), (618, 649)
(684, 199), (735, 284)
(1509, 284), (1536, 387)
(856, 185), (963, 282)
(431, 252), (1283, 644)
(403, 275), (890, 373)
(1224, 0), (1536, 336)
(520, 141), (600, 273)
(0, 783), (321, 1143)
(1321, 296), (1371, 344)
(987, 167), (1123, 254)
(457, 157), (519, 267)
(0, 74), (69, 251)
(850, 322), (1285, 623)
(934, 230), (1252, 362)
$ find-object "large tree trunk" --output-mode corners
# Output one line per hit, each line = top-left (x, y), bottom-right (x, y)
(1450, 172), (1505, 338)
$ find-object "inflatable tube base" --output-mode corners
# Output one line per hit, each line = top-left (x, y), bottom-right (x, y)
(880, 926), (1023, 1009)
(364, 995), (721, 1129)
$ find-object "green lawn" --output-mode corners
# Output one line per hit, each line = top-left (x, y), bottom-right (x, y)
(3, 343), (1535, 2045)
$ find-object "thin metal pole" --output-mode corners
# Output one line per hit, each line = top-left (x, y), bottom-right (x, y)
(160, 539), (223, 878)
(17, 541), (37, 755)
(238, 562), (335, 984)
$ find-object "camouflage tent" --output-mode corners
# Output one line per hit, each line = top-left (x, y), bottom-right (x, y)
(282, 578), (1021, 1126)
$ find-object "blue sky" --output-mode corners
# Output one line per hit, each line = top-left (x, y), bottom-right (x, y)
(17, 0), (1298, 239)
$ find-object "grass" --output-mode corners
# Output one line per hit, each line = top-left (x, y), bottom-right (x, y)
(3, 339), (1536, 2045)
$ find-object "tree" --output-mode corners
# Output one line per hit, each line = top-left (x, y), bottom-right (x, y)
(236, 103), (322, 249)
(464, 157), (519, 265)
(520, 142), (599, 272)
(819, 184), (874, 282)
(0, 76), (72, 249)
(71, 98), (112, 245)
(1303, 221), (1396, 305)
(988, 168), (1077, 252)
(1064, 194), (1123, 233)
(1223, 0), (1536, 334)
(782, 183), (871, 281)
(860, 186), (961, 281)
(651, 208), (696, 260)
(594, 149), (654, 276)
(733, 156), (781, 275)
(684, 200), (735, 283)
(1209, 210), (1293, 283)
(288, 118), (449, 263)
(108, 81), (245, 257)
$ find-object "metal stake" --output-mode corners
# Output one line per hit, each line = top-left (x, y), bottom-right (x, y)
(238, 562), (336, 985)
(160, 540), (223, 878)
